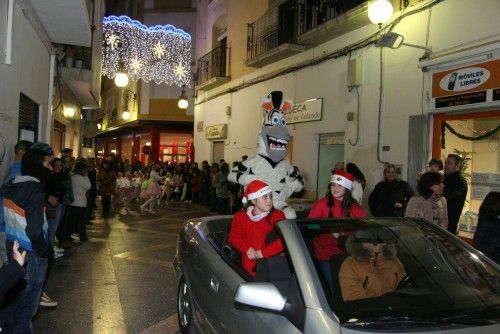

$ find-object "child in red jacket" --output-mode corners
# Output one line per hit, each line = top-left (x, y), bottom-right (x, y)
(228, 180), (285, 276)
(308, 169), (367, 288)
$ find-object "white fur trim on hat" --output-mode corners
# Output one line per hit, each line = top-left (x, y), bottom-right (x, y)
(242, 185), (272, 204)
(331, 174), (353, 191)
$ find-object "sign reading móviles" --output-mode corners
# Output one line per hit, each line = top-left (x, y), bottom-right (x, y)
(431, 58), (500, 108)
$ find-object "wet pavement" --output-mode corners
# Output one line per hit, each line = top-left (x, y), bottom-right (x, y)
(34, 200), (214, 334)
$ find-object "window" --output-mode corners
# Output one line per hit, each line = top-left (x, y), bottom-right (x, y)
(18, 93), (39, 141)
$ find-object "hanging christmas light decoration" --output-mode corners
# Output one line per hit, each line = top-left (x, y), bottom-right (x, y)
(102, 15), (192, 87)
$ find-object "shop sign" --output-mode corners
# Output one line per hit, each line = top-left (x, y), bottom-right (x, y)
(431, 58), (500, 109)
(206, 124), (227, 140)
(285, 98), (322, 124)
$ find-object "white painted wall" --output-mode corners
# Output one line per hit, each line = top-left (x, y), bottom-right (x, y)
(194, 0), (500, 199)
(0, 0), (51, 181)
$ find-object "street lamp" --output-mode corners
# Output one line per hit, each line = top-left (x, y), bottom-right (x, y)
(115, 71), (129, 87)
(63, 106), (75, 118)
(122, 89), (136, 120)
(368, 0), (393, 27)
(178, 85), (188, 109)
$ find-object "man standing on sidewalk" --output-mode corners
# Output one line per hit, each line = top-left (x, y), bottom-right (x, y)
(0, 148), (51, 333)
(443, 154), (468, 234)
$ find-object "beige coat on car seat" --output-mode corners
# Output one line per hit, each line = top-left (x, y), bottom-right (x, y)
(339, 236), (406, 301)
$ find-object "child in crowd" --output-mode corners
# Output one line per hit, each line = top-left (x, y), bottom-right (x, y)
(228, 180), (286, 276)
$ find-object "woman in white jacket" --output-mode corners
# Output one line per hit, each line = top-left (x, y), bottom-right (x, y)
(68, 161), (91, 242)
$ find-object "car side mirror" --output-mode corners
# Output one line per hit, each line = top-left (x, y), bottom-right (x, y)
(235, 282), (286, 312)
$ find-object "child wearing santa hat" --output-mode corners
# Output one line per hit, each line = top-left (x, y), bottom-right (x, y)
(308, 169), (367, 289)
(228, 179), (286, 276)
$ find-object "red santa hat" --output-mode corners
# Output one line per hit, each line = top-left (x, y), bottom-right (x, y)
(242, 179), (272, 204)
(331, 169), (354, 191)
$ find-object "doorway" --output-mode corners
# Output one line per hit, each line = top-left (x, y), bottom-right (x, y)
(212, 141), (225, 164)
(317, 133), (344, 199)
(432, 111), (500, 215)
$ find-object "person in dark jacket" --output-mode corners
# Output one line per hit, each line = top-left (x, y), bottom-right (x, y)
(0, 149), (50, 333)
(473, 192), (500, 264)
(0, 241), (26, 306)
(443, 154), (468, 234)
(369, 164), (414, 217)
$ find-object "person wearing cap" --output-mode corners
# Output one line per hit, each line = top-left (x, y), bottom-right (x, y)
(338, 229), (406, 301)
(308, 169), (367, 289)
(228, 179), (286, 276)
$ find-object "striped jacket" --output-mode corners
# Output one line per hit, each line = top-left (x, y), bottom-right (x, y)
(0, 175), (48, 257)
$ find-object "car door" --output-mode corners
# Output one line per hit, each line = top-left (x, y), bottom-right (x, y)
(205, 249), (304, 333)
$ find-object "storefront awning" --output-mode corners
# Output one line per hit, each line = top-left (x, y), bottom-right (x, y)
(93, 120), (193, 139)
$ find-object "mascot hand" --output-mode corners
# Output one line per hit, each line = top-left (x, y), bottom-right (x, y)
(238, 173), (258, 186)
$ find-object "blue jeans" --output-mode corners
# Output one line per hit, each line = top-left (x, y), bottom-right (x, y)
(318, 260), (333, 293)
(47, 205), (62, 246)
(1, 248), (48, 334)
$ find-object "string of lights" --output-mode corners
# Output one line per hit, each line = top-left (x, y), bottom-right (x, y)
(102, 15), (192, 87)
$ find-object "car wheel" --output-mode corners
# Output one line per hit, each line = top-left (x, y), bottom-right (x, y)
(177, 276), (193, 334)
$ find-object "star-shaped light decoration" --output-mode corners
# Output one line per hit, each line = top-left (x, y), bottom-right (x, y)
(106, 33), (119, 50)
(174, 62), (187, 81)
(153, 41), (166, 59)
(130, 55), (143, 74)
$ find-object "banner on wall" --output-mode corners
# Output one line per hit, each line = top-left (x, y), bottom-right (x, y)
(431, 58), (500, 109)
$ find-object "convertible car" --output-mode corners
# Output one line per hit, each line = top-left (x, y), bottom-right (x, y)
(174, 216), (500, 333)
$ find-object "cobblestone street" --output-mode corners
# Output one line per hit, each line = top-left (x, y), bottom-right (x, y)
(35, 201), (214, 334)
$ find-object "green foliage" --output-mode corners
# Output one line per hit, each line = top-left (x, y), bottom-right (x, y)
(453, 149), (473, 181)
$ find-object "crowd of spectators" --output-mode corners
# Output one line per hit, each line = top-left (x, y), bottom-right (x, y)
(1, 137), (498, 332)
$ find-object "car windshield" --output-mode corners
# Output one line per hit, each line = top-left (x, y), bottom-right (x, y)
(297, 218), (500, 325)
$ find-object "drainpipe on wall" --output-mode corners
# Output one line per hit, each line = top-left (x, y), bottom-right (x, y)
(46, 54), (56, 144)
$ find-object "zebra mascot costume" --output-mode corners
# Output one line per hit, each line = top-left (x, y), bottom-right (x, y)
(228, 91), (304, 219)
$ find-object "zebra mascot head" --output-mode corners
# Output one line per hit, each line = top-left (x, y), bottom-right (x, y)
(258, 91), (292, 163)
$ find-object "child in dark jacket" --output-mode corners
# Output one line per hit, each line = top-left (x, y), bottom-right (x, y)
(0, 148), (50, 333)
(228, 180), (285, 276)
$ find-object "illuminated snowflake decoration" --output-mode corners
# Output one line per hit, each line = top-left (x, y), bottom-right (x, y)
(174, 62), (187, 81)
(102, 15), (191, 87)
(130, 55), (143, 73)
(153, 41), (166, 59)
(105, 33), (120, 50)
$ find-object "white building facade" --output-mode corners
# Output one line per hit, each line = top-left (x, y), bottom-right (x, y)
(194, 0), (500, 204)
(0, 0), (103, 180)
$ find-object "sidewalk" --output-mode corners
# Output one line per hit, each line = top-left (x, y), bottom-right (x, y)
(34, 200), (214, 334)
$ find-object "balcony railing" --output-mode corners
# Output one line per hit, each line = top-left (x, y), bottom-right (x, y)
(196, 45), (230, 86)
(62, 45), (92, 70)
(246, 1), (297, 61)
(297, 0), (366, 36)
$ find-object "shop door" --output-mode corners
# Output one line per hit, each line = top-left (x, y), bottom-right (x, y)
(317, 133), (344, 199)
(212, 141), (225, 164)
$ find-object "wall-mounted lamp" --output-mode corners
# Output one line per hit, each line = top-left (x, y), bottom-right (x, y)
(122, 89), (136, 120)
(97, 122), (102, 130)
(63, 106), (76, 118)
(368, 0), (393, 27)
(376, 32), (432, 58)
(178, 85), (188, 109)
